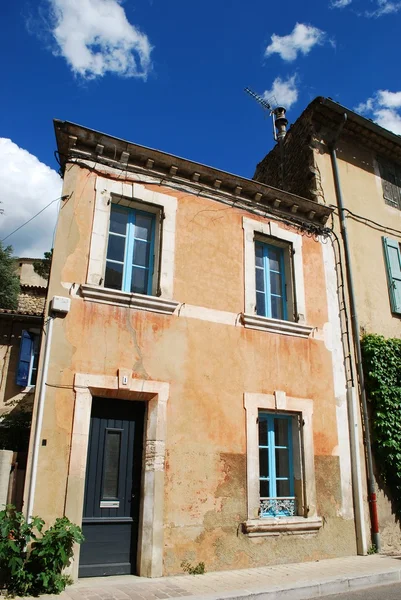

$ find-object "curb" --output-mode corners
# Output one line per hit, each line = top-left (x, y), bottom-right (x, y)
(185, 568), (401, 600)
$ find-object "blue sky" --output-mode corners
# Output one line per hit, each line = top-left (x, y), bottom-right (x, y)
(1, 0), (401, 256)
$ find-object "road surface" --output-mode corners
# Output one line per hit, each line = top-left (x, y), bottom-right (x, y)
(314, 583), (401, 599)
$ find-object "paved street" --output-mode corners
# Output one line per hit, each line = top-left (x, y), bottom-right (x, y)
(32, 554), (401, 600)
(312, 582), (401, 599)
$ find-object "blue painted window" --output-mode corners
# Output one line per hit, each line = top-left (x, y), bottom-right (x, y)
(105, 205), (156, 295)
(258, 412), (295, 517)
(255, 241), (287, 320)
(16, 331), (40, 387)
(383, 237), (401, 314)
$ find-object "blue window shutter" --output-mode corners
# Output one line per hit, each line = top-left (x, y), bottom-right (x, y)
(16, 330), (33, 386)
(383, 237), (401, 314)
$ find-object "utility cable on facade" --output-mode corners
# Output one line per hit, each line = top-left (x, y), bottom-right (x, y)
(1, 194), (69, 244)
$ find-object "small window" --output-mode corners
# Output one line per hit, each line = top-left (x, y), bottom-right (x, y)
(254, 239), (295, 321)
(383, 236), (401, 314)
(16, 331), (40, 387)
(104, 204), (156, 295)
(378, 159), (401, 209)
(258, 412), (295, 517)
(102, 429), (122, 500)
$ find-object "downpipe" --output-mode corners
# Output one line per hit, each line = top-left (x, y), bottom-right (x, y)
(25, 314), (54, 522)
(329, 113), (381, 552)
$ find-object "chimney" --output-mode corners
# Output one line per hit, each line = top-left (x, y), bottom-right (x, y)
(273, 106), (288, 142)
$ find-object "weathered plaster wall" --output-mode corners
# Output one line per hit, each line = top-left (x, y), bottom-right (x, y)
(314, 140), (401, 551)
(15, 260), (48, 288)
(315, 141), (401, 339)
(27, 163), (356, 575)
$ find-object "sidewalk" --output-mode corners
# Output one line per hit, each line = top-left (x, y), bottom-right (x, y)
(37, 555), (401, 600)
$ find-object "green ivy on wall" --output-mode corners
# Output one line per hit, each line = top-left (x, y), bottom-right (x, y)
(361, 334), (401, 515)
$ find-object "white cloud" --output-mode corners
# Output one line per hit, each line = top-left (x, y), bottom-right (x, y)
(331, 0), (352, 7)
(0, 139), (62, 257)
(47, 0), (152, 79)
(366, 0), (401, 16)
(329, 0), (400, 16)
(355, 89), (401, 135)
(265, 23), (326, 62)
(263, 75), (299, 110)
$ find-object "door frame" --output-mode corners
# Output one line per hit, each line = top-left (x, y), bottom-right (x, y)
(64, 371), (169, 580)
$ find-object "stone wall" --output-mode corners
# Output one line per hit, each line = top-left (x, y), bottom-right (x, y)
(253, 107), (322, 203)
(17, 287), (46, 315)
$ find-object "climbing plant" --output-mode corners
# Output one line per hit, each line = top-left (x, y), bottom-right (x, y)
(361, 334), (401, 516)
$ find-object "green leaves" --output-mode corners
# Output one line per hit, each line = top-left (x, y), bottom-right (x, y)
(33, 250), (52, 281)
(0, 505), (83, 597)
(0, 242), (20, 310)
(362, 335), (401, 510)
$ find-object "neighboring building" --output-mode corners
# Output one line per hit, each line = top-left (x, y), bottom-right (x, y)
(25, 119), (358, 580)
(0, 259), (47, 508)
(255, 96), (401, 552)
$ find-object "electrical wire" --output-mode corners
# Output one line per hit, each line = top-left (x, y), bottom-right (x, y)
(330, 205), (401, 237)
(1, 194), (69, 243)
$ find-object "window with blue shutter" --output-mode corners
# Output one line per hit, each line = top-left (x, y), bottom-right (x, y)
(255, 241), (288, 320)
(258, 412), (296, 517)
(104, 205), (156, 295)
(16, 331), (39, 387)
(383, 237), (401, 314)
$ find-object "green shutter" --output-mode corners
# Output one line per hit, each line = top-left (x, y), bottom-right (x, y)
(378, 161), (401, 209)
(383, 237), (401, 314)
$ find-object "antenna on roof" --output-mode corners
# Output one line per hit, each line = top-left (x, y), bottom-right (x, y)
(244, 87), (288, 144)
(244, 87), (272, 111)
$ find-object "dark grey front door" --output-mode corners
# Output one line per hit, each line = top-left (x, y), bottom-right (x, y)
(79, 397), (144, 577)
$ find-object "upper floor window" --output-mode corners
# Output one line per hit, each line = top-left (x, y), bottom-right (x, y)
(105, 205), (156, 295)
(255, 241), (288, 320)
(16, 330), (40, 387)
(258, 411), (295, 517)
(378, 159), (401, 210)
(383, 236), (401, 314)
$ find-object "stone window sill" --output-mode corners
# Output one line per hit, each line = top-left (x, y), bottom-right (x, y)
(242, 313), (313, 338)
(20, 386), (35, 393)
(243, 516), (322, 537)
(80, 284), (179, 315)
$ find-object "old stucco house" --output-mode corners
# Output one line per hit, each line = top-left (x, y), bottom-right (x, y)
(0, 259), (47, 508)
(255, 96), (401, 553)
(24, 119), (361, 579)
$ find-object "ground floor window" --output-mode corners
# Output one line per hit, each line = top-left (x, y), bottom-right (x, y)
(16, 330), (40, 387)
(258, 412), (296, 517)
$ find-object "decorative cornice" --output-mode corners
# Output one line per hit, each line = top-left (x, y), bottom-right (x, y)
(54, 120), (333, 228)
(242, 313), (313, 338)
(243, 517), (322, 536)
(80, 284), (179, 315)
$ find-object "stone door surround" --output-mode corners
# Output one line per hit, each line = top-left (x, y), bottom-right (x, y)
(64, 371), (169, 579)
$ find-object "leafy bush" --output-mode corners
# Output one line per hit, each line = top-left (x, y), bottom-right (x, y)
(361, 334), (401, 516)
(0, 505), (84, 597)
(0, 505), (44, 596)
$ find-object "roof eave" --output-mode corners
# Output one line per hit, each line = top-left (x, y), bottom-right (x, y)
(54, 119), (333, 227)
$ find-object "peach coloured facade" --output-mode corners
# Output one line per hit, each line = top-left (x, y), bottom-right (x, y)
(25, 124), (358, 579)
